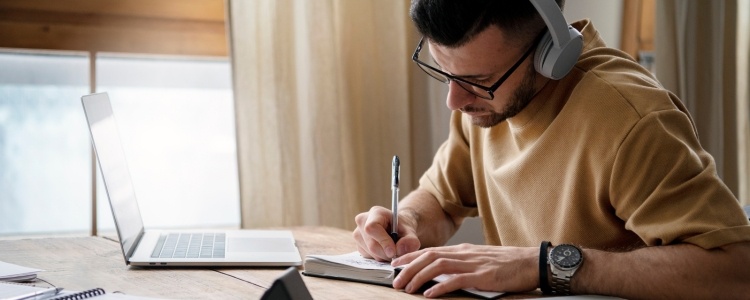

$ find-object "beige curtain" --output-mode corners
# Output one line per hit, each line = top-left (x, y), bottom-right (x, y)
(740, 1), (750, 206)
(656, 0), (750, 205)
(227, 0), (451, 229)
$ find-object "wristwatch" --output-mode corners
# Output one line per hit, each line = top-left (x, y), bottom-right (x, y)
(548, 243), (583, 295)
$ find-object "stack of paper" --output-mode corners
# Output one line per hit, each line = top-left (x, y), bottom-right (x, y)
(0, 261), (42, 282)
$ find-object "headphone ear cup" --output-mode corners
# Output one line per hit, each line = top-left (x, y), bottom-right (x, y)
(533, 31), (555, 78)
(533, 26), (583, 80)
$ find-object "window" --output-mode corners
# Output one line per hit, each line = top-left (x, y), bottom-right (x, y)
(0, 51), (240, 236)
(96, 54), (239, 231)
(0, 51), (91, 235)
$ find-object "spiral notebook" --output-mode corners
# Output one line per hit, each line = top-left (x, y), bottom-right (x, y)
(50, 288), (163, 299)
(0, 282), (162, 300)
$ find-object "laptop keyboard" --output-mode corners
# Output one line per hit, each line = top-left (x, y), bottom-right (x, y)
(150, 233), (226, 258)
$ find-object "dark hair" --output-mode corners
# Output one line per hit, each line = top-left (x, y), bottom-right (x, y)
(410, 0), (565, 48)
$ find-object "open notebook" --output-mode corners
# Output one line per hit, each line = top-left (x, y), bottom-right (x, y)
(302, 252), (503, 299)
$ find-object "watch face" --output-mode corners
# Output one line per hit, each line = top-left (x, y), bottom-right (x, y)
(550, 244), (582, 269)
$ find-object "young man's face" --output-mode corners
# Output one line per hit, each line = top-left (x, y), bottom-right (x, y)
(428, 26), (543, 128)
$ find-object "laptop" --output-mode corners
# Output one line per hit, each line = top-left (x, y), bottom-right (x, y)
(81, 92), (302, 267)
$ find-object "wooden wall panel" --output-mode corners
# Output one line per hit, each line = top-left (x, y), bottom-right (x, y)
(0, 0), (227, 56)
(0, 0), (224, 21)
(620, 0), (655, 61)
(638, 0), (655, 53)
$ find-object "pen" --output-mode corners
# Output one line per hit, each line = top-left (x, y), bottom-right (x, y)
(390, 155), (400, 243)
(14, 286), (63, 300)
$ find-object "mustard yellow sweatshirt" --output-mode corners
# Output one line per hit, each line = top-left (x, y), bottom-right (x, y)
(419, 20), (750, 250)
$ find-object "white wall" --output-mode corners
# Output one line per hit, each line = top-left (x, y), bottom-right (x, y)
(446, 217), (485, 245)
(563, 0), (623, 49)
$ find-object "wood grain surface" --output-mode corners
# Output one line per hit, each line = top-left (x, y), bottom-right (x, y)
(0, 226), (509, 299)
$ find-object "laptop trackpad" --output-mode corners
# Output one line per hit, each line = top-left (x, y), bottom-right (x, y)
(228, 238), (296, 253)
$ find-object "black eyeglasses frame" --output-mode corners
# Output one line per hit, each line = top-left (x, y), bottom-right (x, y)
(411, 33), (543, 100)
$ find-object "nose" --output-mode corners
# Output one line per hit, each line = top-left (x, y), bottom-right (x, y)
(446, 81), (477, 111)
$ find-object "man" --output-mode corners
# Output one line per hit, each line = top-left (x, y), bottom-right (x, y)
(353, 0), (750, 298)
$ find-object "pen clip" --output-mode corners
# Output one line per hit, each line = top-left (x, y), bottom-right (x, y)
(391, 156), (400, 188)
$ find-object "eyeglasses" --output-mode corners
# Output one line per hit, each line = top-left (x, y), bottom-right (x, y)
(411, 35), (538, 100)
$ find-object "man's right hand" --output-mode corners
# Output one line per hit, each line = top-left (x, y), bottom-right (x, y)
(353, 206), (421, 261)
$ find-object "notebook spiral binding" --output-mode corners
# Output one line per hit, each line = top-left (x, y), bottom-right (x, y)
(51, 287), (106, 300)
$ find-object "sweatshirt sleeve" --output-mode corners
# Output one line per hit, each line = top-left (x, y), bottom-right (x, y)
(418, 111), (479, 219)
(610, 109), (750, 249)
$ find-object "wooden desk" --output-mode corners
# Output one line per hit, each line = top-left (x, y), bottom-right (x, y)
(0, 226), (491, 299)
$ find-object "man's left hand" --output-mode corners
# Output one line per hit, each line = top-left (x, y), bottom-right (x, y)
(391, 244), (539, 298)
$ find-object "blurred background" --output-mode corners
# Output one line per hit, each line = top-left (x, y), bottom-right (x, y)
(0, 0), (747, 240)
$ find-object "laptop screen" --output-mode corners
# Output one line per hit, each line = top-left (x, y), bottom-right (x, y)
(82, 93), (144, 260)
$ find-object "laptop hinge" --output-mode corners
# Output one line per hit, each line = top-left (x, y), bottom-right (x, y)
(124, 229), (146, 264)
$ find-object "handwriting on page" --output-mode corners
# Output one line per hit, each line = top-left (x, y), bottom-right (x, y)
(341, 257), (392, 269)
(307, 252), (395, 270)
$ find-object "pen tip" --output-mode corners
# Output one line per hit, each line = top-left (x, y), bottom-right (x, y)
(393, 155), (399, 164)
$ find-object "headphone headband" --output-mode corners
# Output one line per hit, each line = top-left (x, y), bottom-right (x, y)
(529, 0), (572, 48)
(528, 0), (583, 80)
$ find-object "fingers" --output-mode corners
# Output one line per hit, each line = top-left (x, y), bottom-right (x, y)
(395, 234), (420, 257)
(356, 245), (372, 259)
(392, 249), (468, 290)
(393, 243), (460, 266)
(391, 247), (422, 266)
(418, 261), (476, 298)
(423, 273), (474, 298)
(392, 245), (539, 297)
(353, 206), (397, 261)
(353, 215), (374, 259)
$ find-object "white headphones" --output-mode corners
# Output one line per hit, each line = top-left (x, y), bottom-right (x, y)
(529, 0), (583, 80)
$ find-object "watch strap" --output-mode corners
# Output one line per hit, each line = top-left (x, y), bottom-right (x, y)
(550, 271), (573, 295)
(539, 241), (552, 294)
